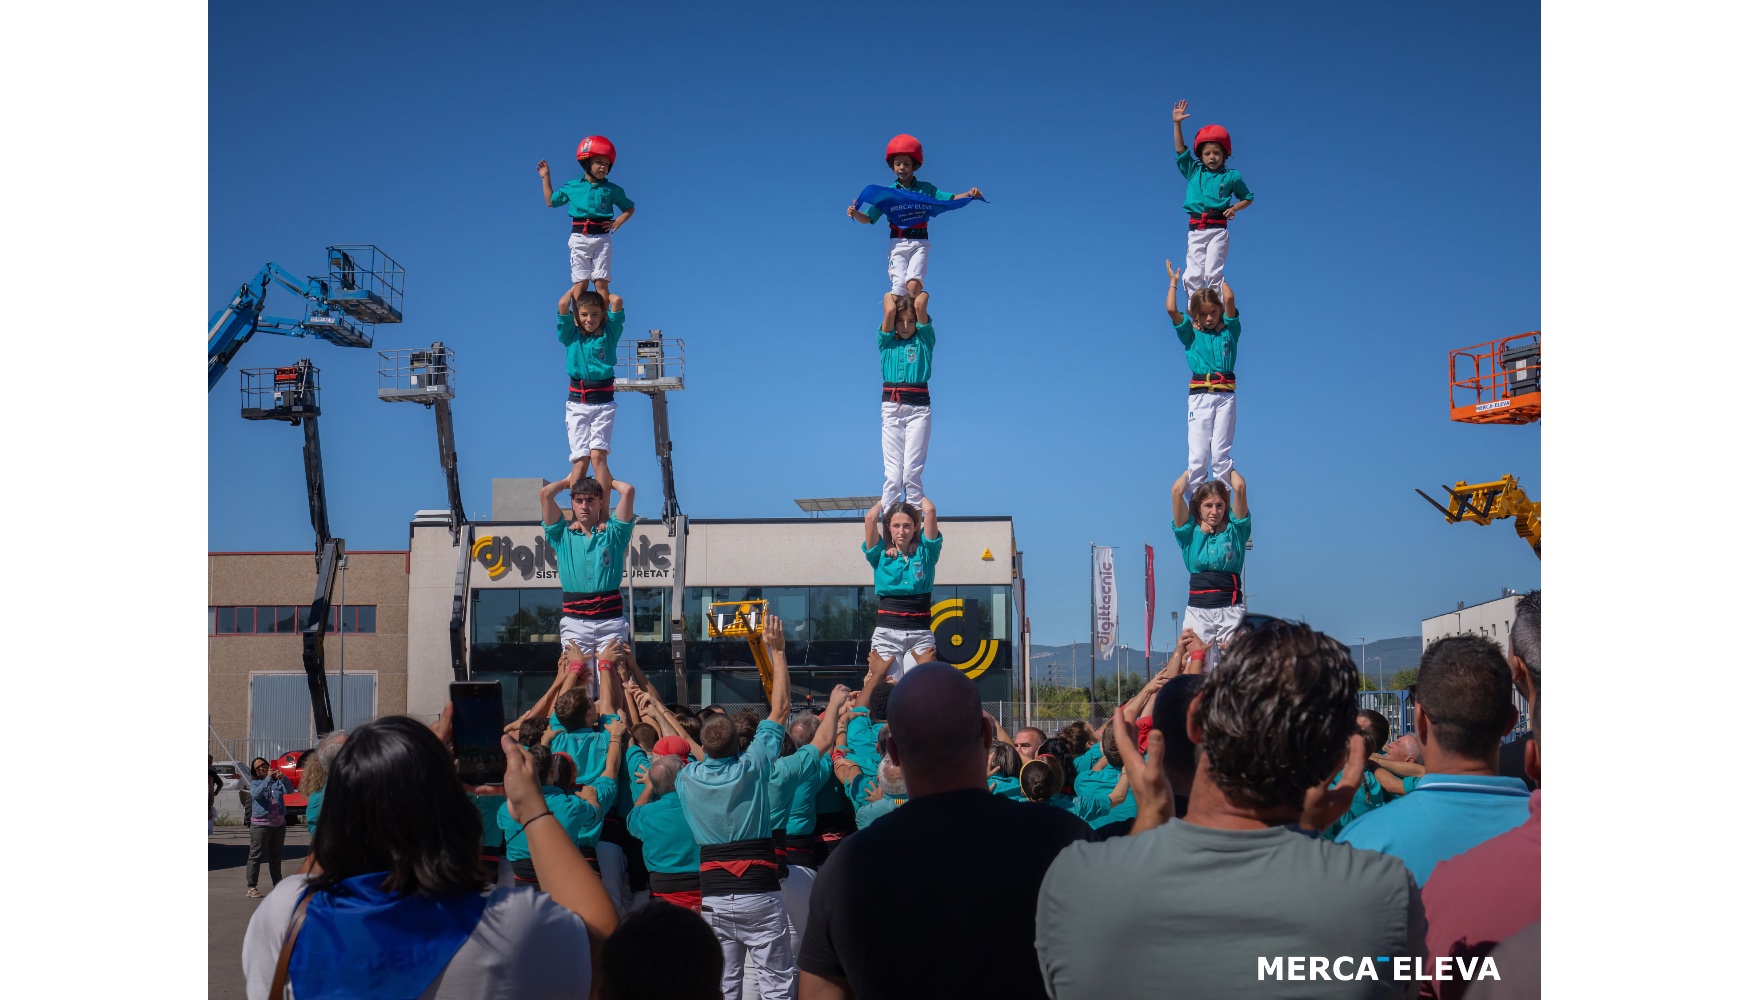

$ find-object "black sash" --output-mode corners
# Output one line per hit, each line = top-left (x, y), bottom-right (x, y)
(876, 592), (932, 631)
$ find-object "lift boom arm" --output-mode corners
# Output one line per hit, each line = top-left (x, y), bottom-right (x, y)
(1415, 474), (1541, 559)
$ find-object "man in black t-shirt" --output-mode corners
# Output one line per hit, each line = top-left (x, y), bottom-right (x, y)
(798, 663), (1092, 1000)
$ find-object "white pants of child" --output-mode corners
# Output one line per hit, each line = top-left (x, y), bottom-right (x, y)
(1184, 228), (1229, 295)
(558, 615), (630, 698)
(871, 627), (937, 674)
(1184, 604), (1246, 669)
(703, 891), (795, 1000)
(1186, 392), (1236, 488)
(880, 401), (931, 511)
(596, 840), (632, 916)
(568, 232), (613, 283)
(565, 400), (616, 462)
(887, 238), (929, 295)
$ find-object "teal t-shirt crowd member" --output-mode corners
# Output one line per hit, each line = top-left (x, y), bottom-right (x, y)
(539, 475), (636, 694)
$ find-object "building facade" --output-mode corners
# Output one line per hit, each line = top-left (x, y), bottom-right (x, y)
(406, 510), (1024, 720)
(1420, 593), (1523, 658)
(208, 550), (410, 761)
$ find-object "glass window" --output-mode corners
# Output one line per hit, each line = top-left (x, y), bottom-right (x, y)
(274, 607), (297, 634)
(632, 588), (668, 643)
(356, 606), (376, 634)
(296, 606), (313, 631)
(214, 607), (235, 634)
(763, 588), (809, 643)
(234, 606), (255, 634)
(806, 587), (861, 641)
(253, 607), (274, 633)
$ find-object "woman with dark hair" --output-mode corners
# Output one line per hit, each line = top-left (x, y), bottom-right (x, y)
(1020, 752), (1120, 825)
(987, 741), (1025, 801)
(862, 496), (942, 677)
(241, 715), (616, 999)
(1057, 720), (1095, 759)
(1170, 467), (1250, 668)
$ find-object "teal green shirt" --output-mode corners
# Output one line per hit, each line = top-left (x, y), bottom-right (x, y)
(845, 710), (885, 777)
(628, 794), (700, 874)
(856, 793), (906, 828)
(1072, 757), (1135, 829)
(988, 775), (1026, 802)
(674, 720), (786, 845)
(1175, 148), (1253, 216)
(1322, 769), (1387, 839)
(864, 178), (952, 224)
(545, 515), (633, 594)
(557, 310), (625, 383)
(1173, 513), (1251, 574)
(877, 324), (935, 385)
(773, 745), (828, 834)
(862, 531), (943, 597)
(549, 713), (620, 789)
(498, 786), (600, 862)
(1049, 791), (1112, 824)
(304, 788), (324, 837)
(472, 793), (506, 849)
(1172, 313), (1241, 377)
(550, 175), (634, 220)
(813, 750), (851, 816)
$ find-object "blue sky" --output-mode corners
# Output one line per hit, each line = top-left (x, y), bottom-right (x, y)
(208, 0), (1539, 649)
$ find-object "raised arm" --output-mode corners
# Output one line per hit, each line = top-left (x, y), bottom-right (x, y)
(1164, 261), (1184, 323)
(984, 709), (1013, 747)
(864, 500), (883, 549)
(599, 716), (628, 782)
(859, 648), (894, 710)
(1230, 469), (1248, 518)
(540, 477), (567, 526)
(1172, 99), (1190, 154)
(880, 293), (898, 334)
(763, 614), (793, 725)
(810, 686), (851, 754)
(1221, 281), (1238, 318)
(594, 641), (625, 724)
(1171, 471), (1191, 527)
(611, 478), (635, 524)
(847, 203), (874, 224)
(538, 160), (556, 206)
(500, 735), (618, 962)
(919, 496), (939, 540)
(952, 186), (983, 200)
(913, 290), (931, 326)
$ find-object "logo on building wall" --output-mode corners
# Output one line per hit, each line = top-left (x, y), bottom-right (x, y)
(628, 535), (672, 580)
(472, 535), (558, 581)
(932, 598), (998, 679)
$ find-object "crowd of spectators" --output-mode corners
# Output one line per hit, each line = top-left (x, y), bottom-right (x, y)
(237, 591), (1542, 999)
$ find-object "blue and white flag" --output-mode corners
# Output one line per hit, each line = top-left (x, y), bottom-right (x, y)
(854, 185), (986, 230)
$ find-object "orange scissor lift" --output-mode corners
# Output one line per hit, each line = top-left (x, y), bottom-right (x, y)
(1418, 332), (1542, 559)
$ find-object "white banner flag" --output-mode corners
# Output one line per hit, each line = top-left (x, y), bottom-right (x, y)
(1093, 546), (1118, 662)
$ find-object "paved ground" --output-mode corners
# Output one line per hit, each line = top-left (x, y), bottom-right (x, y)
(210, 824), (311, 1000)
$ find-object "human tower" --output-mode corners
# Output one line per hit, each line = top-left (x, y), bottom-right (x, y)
(528, 99), (1257, 689)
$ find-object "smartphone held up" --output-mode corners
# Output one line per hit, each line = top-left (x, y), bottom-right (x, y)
(451, 681), (507, 785)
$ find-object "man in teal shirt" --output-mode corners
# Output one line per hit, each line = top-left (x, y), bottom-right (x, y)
(862, 496), (942, 678)
(539, 470), (636, 699)
(1337, 637), (1529, 883)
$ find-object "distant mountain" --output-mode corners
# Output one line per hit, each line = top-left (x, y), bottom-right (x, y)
(1026, 635), (1422, 686)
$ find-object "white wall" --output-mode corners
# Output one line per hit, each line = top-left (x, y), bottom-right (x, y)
(1420, 595), (1519, 658)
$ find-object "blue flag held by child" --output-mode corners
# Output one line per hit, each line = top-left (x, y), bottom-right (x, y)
(854, 185), (987, 231)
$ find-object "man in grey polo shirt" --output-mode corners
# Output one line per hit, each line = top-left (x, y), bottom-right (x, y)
(1035, 620), (1423, 998)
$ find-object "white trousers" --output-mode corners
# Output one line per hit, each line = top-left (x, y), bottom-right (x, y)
(596, 840), (632, 916)
(887, 239), (929, 295)
(568, 232), (613, 282)
(880, 401), (931, 511)
(559, 615), (630, 698)
(702, 891), (795, 1000)
(1184, 227), (1229, 295)
(565, 400), (617, 461)
(1184, 604), (1246, 669)
(780, 865), (816, 964)
(870, 627), (937, 673)
(1186, 392), (1236, 489)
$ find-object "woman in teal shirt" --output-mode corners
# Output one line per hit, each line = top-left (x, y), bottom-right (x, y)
(1171, 467), (1250, 669)
(862, 496), (942, 676)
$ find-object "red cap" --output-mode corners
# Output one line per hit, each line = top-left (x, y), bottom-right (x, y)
(653, 736), (691, 758)
(576, 135), (617, 167)
(885, 133), (924, 167)
(1193, 124), (1231, 157)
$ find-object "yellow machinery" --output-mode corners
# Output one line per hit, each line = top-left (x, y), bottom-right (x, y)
(705, 599), (774, 698)
(1416, 475), (1541, 559)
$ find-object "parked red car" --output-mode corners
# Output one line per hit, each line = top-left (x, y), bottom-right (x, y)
(270, 748), (313, 821)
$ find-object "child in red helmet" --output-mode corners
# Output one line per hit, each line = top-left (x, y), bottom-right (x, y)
(1171, 101), (1253, 295)
(539, 135), (636, 303)
(847, 134), (982, 297)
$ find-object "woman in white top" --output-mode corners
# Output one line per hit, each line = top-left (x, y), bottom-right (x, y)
(242, 714), (618, 999)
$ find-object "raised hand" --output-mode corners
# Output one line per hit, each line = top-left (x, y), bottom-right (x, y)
(605, 716), (629, 741)
(500, 735), (546, 823)
(1165, 259), (1182, 288)
(537, 159), (551, 178)
(762, 613), (786, 655)
(1299, 733), (1368, 832)
(1172, 100), (1190, 124)
(1113, 705), (1173, 832)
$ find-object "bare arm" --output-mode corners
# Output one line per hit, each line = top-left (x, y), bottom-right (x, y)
(859, 648), (893, 710)
(1164, 260), (1184, 323)
(594, 643), (624, 725)
(847, 204), (874, 223)
(764, 615), (793, 725)
(1370, 755), (1426, 778)
(1171, 470), (1191, 526)
(801, 971), (853, 1000)
(599, 717), (628, 782)
(1373, 767), (1408, 797)
(609, 205), (635, 232)
(810, 686), (851, 753)
(1172, 99), (1189, 154)
(539, 478), (567, 525)
(501, 735), (618, 973)
(1110, 771), (1132, 806)
(984, 710), (1013, 746)
(1230, 469), (1249, 519)
(919, 496), (939, 540)
(611, 478), (635, 525)
(913, 290), (931, 326)
(881, 293), (898, 334)
(952, 186), (983, 200)
(1222, 280), (1238, 318)
(538, 160), (555, 206)
(864, 500), (883, 549)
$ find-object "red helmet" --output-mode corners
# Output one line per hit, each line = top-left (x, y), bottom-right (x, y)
(1193, 125), (1231, 157)
(885, 134), (924, 167)
(576, 135), (617, 167)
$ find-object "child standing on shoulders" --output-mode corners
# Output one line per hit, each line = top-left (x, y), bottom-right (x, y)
(539, 135), (635, 301)
(877, 291), (935, 513)
(1172, 100), (1253, 296)
(848, 134), (982, 297)
(556, 286), (626, 489)
(1165, 260), (1240, 490)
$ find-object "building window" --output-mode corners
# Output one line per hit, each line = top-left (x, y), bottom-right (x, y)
(210, 606), (377, 635)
